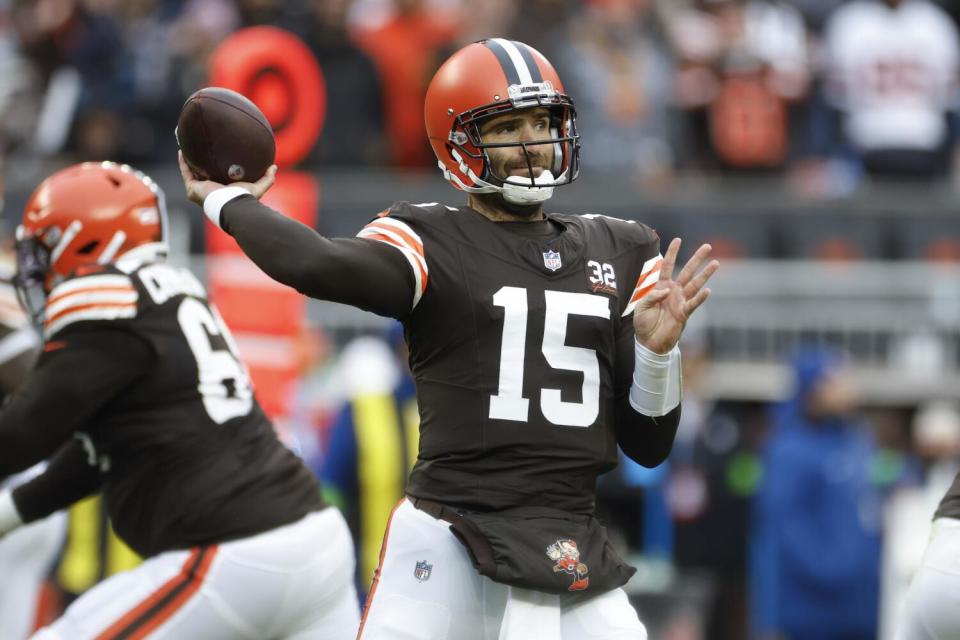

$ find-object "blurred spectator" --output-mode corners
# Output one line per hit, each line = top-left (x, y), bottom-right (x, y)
(555, 0), (677, 187)
(51, 495), (141, 611)
(668, 335), (759, 640)
(349, 0), (461, 167)
(303, 0), (386, 166)
(11, 0), (135, 160)
(319, 328), (418, 598)
(753, 346), (887, 640)
(880, 401), (960, 639)
(821, 0), (960, 181)
(668, 0), (810, 172)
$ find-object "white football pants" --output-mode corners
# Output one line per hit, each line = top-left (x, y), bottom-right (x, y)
(358, 498), (647, 640)
(33, 507), (360, 639)
(0, 468), (67, 640)
(895, 517), (960, 640)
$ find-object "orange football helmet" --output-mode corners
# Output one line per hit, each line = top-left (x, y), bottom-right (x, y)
(424, 39), (580, 205)
(14, 161), (168, 320)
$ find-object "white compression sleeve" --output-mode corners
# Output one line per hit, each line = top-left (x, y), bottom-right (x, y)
(202, 186), (250, 230)
(629, 340), (682, 417)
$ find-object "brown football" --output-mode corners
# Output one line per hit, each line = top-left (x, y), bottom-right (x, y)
(176, 87), (275, 184)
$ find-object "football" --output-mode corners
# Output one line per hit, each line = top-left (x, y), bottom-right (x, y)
(176, 87), (275, 184)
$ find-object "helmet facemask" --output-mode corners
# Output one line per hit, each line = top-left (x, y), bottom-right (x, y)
(444, 83), (581, 205)
(13, 226), (52, 325)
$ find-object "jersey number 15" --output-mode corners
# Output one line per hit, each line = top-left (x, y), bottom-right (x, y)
(490, 286), (609, 428)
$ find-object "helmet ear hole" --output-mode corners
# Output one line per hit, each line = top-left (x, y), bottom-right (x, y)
(77, 241), (99, 255)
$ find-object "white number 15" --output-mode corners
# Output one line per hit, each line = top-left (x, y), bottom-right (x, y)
(489, 286), (609, 428)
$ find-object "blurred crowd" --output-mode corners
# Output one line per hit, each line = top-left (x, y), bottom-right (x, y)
(2, 0), (960, 199)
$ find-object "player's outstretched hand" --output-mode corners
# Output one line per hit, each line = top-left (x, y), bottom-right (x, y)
(178, 151), (277, 207)
(633, 238), (719, 354)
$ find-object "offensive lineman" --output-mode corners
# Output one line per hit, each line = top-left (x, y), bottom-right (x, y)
(0, 162), (360, 639)
(181, 39), (718, 639)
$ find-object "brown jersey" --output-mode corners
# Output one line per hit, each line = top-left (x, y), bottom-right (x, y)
(359, 203), (664, 514)
(2, 261), (324, 557)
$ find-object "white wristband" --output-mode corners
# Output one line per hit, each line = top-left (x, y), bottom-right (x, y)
(202, 186), (250, 230)
(0, 489), (24, 535)
(629, 340), (682, 417)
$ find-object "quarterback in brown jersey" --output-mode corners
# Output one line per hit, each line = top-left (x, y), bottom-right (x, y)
(182, 38), (718, 640)
(0, 162), (361, 639)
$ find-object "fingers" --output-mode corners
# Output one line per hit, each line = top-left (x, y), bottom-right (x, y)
(658, 238), (681, 283)
(251, 165), (278, 197)
(636, 287), (670, 310)
(683, 287), (711, 317)
(683, 258), (720, 299)
(177, 151), (193, 182)
(676, 243), (713, 287)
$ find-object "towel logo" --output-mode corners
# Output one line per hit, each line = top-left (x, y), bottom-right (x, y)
(546, 539), (589, 591)
(414, 560), (433, 582)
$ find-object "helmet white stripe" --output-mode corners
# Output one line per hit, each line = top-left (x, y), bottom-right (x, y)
(491, 38), (533, 85)
(98, 230), (127, 264)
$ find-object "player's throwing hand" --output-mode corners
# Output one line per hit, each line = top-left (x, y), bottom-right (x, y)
(179, 151), (277, 206)
(633, 238), (719, 354)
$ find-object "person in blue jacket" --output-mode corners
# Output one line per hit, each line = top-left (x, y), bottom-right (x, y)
(753, 345), (886, 640)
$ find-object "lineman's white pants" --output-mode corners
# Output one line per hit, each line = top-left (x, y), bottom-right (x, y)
(359, 498), (647, 640)
(895, 517), (960, 640)
(33, 507), (360, 639)
(0, 467), (67, 640)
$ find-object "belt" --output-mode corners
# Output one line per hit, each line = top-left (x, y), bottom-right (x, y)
(408, 495), (463, 525)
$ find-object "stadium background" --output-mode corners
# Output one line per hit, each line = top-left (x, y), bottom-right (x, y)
(2, 0), (960, 638)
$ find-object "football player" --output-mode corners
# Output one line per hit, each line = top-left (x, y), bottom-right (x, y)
(0, 162), (360, 639)
(181, 39), (718, 640)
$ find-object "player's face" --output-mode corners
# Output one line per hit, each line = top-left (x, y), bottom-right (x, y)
(478, 107), (555, 182)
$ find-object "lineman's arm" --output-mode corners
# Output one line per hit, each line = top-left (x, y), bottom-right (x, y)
(0, 328), (153, 534)
(0, 440), (101, 535)
(180, 155), (415, 319)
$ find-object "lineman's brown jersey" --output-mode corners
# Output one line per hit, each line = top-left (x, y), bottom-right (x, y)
(358, 202), (665, 514)
(1, 261), (324, 557)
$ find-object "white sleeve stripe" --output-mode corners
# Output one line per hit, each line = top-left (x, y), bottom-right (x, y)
(395, 246), (425, 308)
(45, 306), (137, 338)
(51, 274), (133, 296)
(357, 227), (428, 275)
(45, 290), (139, 319)
(47, 284), (136, 309)
(362, 218), (424, 252)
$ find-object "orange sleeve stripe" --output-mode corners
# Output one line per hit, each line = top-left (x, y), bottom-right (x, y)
(364, 233), (428, 294)
(364, 221), (424, 256)
(96, 546), (218, 640)
(46, 285), (136, 308)
(628, 281), (658, 305)
(44, 302), (137, 327)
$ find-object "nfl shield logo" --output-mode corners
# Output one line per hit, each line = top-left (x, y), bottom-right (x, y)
(414, 560), (433, 582)
(543, 250), (562, 272)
